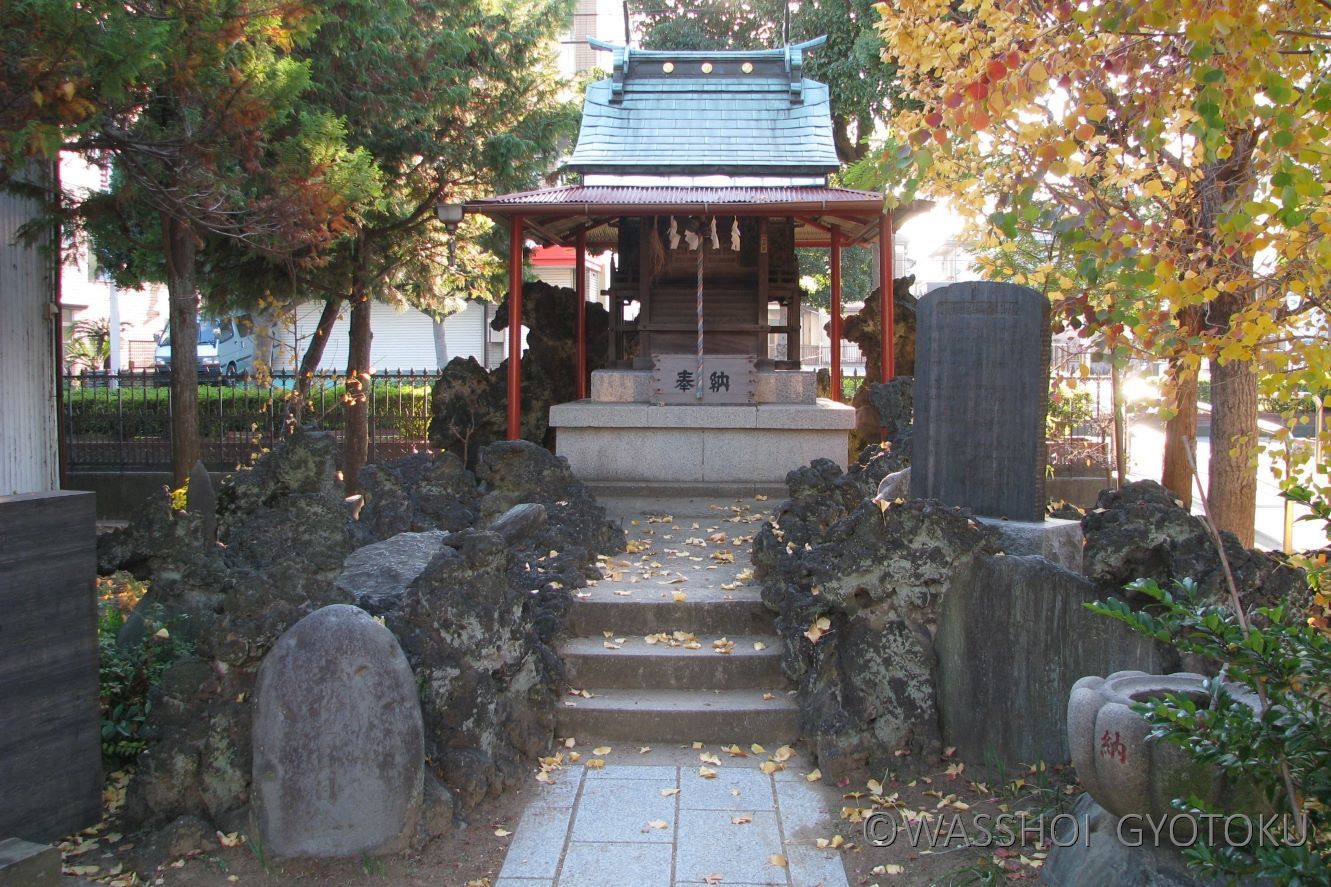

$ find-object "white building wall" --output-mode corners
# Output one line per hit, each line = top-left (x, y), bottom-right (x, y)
(59, 153), (166, 370)
(273, 300), (492, 373)
(1, 164), (60, 495)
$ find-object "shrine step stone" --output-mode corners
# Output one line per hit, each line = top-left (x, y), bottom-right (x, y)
(555, 688), (799, 744)
(567, 588), (771, 637)
(561, 633), (783, 691)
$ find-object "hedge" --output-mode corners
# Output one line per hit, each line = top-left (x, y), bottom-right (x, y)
(64, 382), (432, 440)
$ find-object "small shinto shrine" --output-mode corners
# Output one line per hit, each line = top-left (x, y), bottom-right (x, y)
(466, 36), (899, 488)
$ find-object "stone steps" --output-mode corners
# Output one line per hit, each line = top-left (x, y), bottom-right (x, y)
(554, 688), (800, 743)
(556, 508), (793, 740)
(555, 497), (798, 744)
(561, 633), (783, 690)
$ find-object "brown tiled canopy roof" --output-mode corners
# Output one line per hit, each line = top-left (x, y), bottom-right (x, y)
(464, 184), (906, 247)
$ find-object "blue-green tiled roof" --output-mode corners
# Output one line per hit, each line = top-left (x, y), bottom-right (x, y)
(566, 41), (840, 175)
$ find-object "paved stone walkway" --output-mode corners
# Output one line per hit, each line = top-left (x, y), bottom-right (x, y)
(496, 496), (851, 887)
(495, 747), (850, 887)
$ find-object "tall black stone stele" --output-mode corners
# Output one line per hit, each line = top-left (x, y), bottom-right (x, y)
(912, 281), (1050, 522)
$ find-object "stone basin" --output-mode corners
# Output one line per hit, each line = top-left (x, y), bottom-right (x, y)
(1067, 670), (1266, 825)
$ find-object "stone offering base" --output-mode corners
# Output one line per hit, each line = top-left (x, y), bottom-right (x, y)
(978, 516), (1084, 574)
(549, 400), (855, 485)
(0, 838), (61, 885)
(1042, 795), (1240, 887)
(591, 368), (818, 404)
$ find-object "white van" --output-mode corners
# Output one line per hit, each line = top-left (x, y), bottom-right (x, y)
(154, 314), (260, 379)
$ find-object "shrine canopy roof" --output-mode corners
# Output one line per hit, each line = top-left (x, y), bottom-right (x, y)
(567, 37), (839, 176)
(464, 183), (892, 248)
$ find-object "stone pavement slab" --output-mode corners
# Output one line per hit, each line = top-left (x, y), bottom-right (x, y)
(496, 754), (850, 887)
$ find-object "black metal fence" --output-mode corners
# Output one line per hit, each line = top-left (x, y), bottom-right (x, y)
(63, 369), (436, 472)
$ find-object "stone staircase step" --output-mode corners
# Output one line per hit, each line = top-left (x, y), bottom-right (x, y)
(560, 633), (783, 690)
(555, 688), (800, 743)
(568, 589), (772, 636)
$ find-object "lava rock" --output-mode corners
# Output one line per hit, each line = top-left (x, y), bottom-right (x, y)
(1082, 480), (1307, 612)
(354, 450), (480, 546)
(128, 814), (217, 878)
(877, 467), (911, 502)
(757, 487), (1000, 777)
(428, 282), (610, 464)
(488, 503), (549, 546)
(334, 530), (451, 616)
(385, 530), (555, 811)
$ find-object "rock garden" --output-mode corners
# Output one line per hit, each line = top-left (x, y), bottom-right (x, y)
(89, 429), (623, 879)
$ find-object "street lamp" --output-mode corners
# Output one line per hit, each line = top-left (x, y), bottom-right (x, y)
(435, 203), (464, 266)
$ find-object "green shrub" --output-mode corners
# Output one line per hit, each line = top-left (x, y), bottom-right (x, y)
(842, 375), (866, 401)
(97, 574), (192, 765)
(1089, 578), (1331, 882)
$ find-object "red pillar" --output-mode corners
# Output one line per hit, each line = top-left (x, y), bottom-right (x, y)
(829, 228), (842, 402)
(879, 212), (894, 383)
(507, 215), (523, 440)
(575, 228), (588, 400)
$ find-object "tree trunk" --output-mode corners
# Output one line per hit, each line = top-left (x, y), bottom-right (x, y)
(1208, 355), (1258, 546)
(162, 213), (200, 488)
(343, 257), (372, 494)
(1111, 362), (1127, 488)
(283, 295), (342, 433)
(1160, 356), (1199, 508)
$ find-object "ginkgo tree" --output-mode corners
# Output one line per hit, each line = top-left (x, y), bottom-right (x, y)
(870, 0), (1331, 545)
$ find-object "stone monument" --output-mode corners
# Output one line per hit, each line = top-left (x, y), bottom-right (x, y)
(252, 605), (424, 858)
(912, 281), (1050, 522)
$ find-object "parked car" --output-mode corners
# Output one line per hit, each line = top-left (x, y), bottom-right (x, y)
(154, 314), (260, 381)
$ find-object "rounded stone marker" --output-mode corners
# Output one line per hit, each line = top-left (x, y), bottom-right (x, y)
(252, 604), (424, 858)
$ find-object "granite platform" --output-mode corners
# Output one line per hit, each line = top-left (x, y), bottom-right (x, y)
(549, 400), (855, 485)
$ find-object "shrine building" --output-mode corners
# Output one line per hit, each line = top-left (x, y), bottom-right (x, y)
(464, 36), (899, 489)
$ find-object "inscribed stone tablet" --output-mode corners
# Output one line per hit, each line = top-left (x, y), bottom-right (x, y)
(252, 604), (424, 857)
(911, 281), (1050, 521)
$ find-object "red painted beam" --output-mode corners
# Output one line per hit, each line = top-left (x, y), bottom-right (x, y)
(507, 215), (524, 440)
(575, 228), (588, 400)
(830, 227), (842, 403)
(879, 212), (894, 383)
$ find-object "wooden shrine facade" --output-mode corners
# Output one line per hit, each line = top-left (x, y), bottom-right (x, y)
(466, 185), (898, 438)
(458, 38), (899, 441)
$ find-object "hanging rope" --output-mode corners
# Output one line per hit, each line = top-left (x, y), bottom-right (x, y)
(696, 237), (705, 399)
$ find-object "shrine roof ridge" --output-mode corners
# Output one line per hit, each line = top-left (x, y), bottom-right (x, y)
(585, 36), (828, 61)
(567, 35), (840, 175)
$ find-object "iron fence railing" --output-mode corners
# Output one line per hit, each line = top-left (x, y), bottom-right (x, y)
(63, 369), (436, 472)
